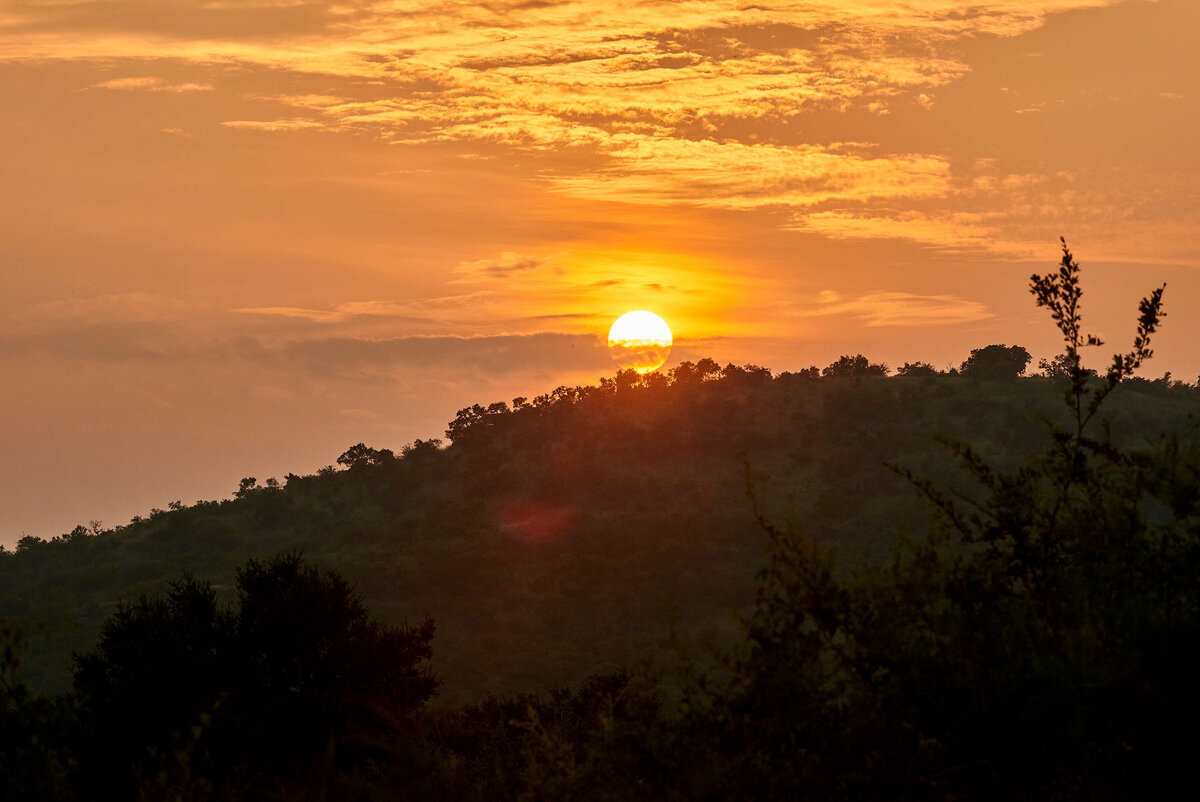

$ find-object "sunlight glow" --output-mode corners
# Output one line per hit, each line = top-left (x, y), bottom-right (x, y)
(608, 310), (673, 373)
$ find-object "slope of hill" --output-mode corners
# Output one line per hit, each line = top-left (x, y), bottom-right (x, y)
(2, 362), (1197, 700)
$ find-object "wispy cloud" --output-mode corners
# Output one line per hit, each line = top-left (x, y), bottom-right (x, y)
(547, 139), (953, 210)
(232, 306), (347, 323)
(3, 0), (1180, 265)
(800, 291), (994, 327)
(0, 0), (1125, 248)
(282, 332), (612, 378)
(456, 252), (553, 280)
(233, 292), (496, 323)
(4, 295), (610, 376)
(221, 119), (327, 131)
(797, 210), (1002, 251)
(89, 76), (211, 92)
(21, 292), (190, 326)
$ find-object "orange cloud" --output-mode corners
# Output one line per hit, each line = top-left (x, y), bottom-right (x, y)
(1, 0), (1141, 259)
(547, 139), (952, 209)
(800, 291), (995, 327)
(89, 76), (212, 92)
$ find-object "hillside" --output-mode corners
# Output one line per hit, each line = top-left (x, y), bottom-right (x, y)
(3, 362), (1197, 700)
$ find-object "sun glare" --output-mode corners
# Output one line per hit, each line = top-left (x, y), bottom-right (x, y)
(608, 310), (673, 373)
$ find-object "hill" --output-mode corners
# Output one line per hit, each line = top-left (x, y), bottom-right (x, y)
(2, 361), (1197, 700)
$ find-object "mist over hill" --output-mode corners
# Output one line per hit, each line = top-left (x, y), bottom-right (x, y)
(3, 357), (1197, 700)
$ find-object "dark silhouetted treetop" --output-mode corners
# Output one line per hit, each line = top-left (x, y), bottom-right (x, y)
(336, 442), (396, 469)
(16, 535), (46, 553)
(70, 554), (437, 799)
(1037, 352), (1078, 378)
(780, 365), (821, 380)
(445, 401), (513, 444)
(821, 353), (888, 378)
(958, 344), (1032, 379)
(895, 361), (939, 377)
(719, 362), (773, 387)
(402, 438), (443, 458)
(669, 358), (723, 386)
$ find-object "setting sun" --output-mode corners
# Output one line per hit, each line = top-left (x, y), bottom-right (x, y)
(608, 310), (673, 373)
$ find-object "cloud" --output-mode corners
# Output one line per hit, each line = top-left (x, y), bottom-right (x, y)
(546, 139), (953, 210)
(0, 322), (179, 361)
(524, 312), (609, 323)
(233, 293), (496, 324)
(3, 296), (612, 377)
(797, 210), (1002, 251)
(800, 291), (994, 327)
(0, 0), (1160, 258)
(282, 332), (613, 378)
(232, 306), (347, 323)
(5, 3), (1111, 161)
(89, 76), (212, 92)
(456, 252), (552, 279)
(221, 119), (327, 131)
(0, 293), (197, 361)
(18, 292), (189, 327)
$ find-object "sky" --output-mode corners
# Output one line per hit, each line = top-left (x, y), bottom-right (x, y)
(1, 0), (1197, 545)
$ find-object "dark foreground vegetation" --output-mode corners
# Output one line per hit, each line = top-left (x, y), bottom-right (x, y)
(3, 242), (1200, 799)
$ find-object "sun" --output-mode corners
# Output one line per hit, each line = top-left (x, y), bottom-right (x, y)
(608, 310), (673, 373)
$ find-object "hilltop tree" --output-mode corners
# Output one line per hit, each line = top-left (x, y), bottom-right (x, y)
(669, 358), (722, 386)
(402, 438), (443, 459)
(336, 442), (396, 469)
(445, 402), (511, 444)
(959, 343), (1031, 379)
(821, 354), (888, 378)
(895, 360), (938, 377)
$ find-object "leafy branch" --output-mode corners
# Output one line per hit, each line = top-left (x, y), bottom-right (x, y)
(1030, 237), (1166, 442)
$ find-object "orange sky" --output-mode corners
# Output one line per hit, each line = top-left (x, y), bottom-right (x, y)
(2, 0), (1198, 545)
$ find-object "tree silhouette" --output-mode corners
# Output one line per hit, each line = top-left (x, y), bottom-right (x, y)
(71, 554), (437, 798)
(336, 442), (396, 469)
(1031, 237), (1165, 440)
(1, 621), (72, 801)
(895, 360), (938, 377)
(958, 343), (1032, 379)
(821, 354), (888, 378)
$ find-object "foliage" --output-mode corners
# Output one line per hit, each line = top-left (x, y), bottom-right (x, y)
(1036, 351), (1081, 378)
(895, 360), (938, 376)
(69, 554), (437, 800)
(337, 443), (397, 469)
(958, 343), (1032, 379)
(0, 621), (73, 801)
(1031, 237), (1165, 440)
(821, 353), (889, 378)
